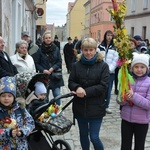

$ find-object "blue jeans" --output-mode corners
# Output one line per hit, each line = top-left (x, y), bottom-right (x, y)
(47, 87), (61, 105)
(106, 74), (115, 108)
(76, 117), (104, 150)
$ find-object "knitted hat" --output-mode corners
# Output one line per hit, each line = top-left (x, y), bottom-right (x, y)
(0, 76), (16, 98)
(67, 37), (72, 40)
(131, 53), (149, 70)
(54, 35), (58, 39)
(34, 82), (47, 96)
(133, 35), (143, 41)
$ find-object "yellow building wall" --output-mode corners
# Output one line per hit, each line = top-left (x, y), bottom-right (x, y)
(69, 0), (86, 40)
(36, 0), (46, 25)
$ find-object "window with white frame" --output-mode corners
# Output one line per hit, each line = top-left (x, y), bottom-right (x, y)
(131, 0), (136, 12)
(143, 0), (148, 9)
(86, 19), (89, 28)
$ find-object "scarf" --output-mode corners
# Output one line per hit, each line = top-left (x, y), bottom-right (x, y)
(41, 42), (55, 63)
(41, 42), (54, 54)
(81, 53), (98, 65)
(18, 53), (26, 59)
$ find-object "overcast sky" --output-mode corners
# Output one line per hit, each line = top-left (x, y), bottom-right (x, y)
(46, 0), (75, 26)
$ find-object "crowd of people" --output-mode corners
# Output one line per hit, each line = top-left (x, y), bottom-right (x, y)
(63, 33), (150, 150)
(0, 29), (150, 150)
(0, 30), (64, 149)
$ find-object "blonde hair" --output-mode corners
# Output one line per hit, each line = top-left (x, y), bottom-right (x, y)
(42, 30), (51, 40)
(81, 38), (97, 50)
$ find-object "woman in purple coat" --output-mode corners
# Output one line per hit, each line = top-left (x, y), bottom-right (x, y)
(117, 53), (150, 150)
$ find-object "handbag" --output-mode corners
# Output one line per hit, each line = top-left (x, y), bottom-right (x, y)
(36, 115), (73, 135)
(51, 69), (62, 80)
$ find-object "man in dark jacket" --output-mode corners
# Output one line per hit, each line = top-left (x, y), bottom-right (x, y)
(73, 36), (78, 46)
(53, 35), (60, 51)
(63, 37), (75, 73)
(0, 36), (18, 78)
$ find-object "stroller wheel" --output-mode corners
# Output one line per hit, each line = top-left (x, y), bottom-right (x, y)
(52, 139), (72, 150)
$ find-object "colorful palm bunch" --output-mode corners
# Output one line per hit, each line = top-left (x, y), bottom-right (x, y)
(108, 0), (126, 29)
(107, 0), (130, 59)
(107, 0), (134, 102)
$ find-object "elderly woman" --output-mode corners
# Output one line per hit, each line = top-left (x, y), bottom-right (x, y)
(10, 40), (36, 73)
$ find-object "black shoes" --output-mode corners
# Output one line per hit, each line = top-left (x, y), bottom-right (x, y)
(114, 89), (119, 95)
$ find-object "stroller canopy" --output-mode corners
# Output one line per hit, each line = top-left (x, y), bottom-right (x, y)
(15, 72), (49, 98)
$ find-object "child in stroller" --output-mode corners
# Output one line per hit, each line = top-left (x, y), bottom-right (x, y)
(15, 72), (73, 150)
(26, 81), (47, 117)
(25, 81), (48, 144)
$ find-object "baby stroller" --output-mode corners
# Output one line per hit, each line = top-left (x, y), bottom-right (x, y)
(15, 72), (74, 150)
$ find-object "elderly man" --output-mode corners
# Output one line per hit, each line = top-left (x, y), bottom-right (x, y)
(0, 36), (18, 78)
(21, 31), (39, 57)
(63, 37), (75, 74)
(53, 35), (60, 51)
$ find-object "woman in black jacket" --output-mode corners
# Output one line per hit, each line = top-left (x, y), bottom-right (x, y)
(34, 30), (64, 105)
(68, 38), (110, 150)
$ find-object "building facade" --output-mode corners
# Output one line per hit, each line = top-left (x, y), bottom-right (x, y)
(83, 0), (90, 38)
(46, 23), (55, 38)
(125, 0), (150, 40)
(0, 0), (47, 55)
(0, 0), (38, 55)
(36, 0), (47, 38)
(67, 0), (86, 40)
(90, 0), (123, 43)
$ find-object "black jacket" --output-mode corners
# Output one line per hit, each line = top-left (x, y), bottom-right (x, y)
(68, 53), (110, 118)
(53, 41), (60, 50)
(27, 99), (47, 117)
(63, 43), (75, 59)
(0, 51), (18, 78)
(34, 44), (64, 89)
